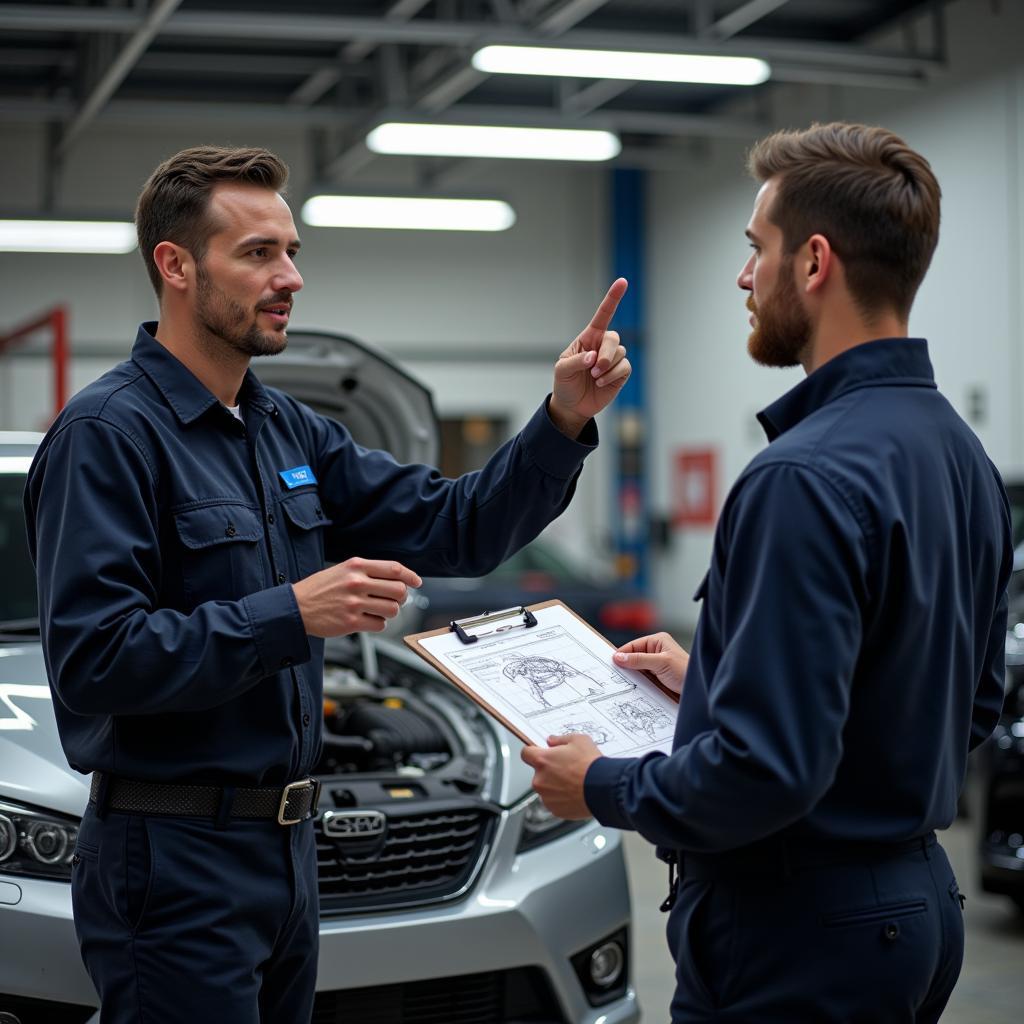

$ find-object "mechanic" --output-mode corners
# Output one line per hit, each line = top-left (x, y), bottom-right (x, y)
(523, 122), (1012, 1023)
(24, 144), (630, 1024)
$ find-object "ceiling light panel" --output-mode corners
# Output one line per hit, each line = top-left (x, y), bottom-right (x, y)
(0, 220), (137, 254)
(301, 195), (516, 232)
(473, 46), (771, 86)
(365, 122), (621, 161)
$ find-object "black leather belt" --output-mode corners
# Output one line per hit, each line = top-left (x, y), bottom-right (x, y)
(89, 772), (321, 826)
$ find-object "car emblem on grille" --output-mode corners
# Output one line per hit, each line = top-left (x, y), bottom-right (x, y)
(322, 810), (388, 838)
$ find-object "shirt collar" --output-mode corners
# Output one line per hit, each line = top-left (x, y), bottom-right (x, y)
(757, 337), (936, 442)
(131, 322), (275, 425)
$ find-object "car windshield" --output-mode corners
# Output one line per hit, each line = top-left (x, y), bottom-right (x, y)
(0, 468), (38, 633)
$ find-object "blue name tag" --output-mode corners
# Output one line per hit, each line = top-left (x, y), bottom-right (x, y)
(279, 465), (317, 489)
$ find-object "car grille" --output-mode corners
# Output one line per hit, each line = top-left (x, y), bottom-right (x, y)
(312, 967), (566, 1024)
(316, 803), (496, 913)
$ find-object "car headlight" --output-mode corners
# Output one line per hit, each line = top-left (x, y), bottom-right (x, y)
(515, 791), (590, 853)
(1006, 625), (1024, 667)
(0, 801), (79, 881)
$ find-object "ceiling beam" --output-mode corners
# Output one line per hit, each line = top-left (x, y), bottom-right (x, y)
(0, 97), (360, 129)
(561, 78), (634, 117)
(768, 64), (929, 90)
(535, 0), (610, 36)
(57, 0), (183, 157)
(0, 48), (373, 78)
(369, 104), (767, 139)
(289, 0), (433, 108)
(0, 95), (763, 140)
(705, 0), (792, 41)
(0, 7), (945, 75)
(322, 0), (613, 179)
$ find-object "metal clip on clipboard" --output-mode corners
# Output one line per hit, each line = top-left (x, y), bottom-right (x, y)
(450, 605), (538, 644)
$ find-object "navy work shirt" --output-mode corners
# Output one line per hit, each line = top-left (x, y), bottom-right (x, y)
(26, 323), (597, 786)
(586, 338), (1011, 850)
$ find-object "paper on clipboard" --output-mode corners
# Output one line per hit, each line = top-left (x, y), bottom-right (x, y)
(406, 601), (678, 756)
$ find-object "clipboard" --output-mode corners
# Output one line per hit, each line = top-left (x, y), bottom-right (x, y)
(404, 599), (679, 754)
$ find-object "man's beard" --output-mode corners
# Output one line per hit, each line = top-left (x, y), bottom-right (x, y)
(195, 263), (289, 359)
(746, 257), (811, 368)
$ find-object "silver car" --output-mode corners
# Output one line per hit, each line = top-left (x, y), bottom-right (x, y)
(0, 331), (640, 1024)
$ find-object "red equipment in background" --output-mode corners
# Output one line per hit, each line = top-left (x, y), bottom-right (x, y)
(672, 447), (718, 527)
(0, 306), (69, 427)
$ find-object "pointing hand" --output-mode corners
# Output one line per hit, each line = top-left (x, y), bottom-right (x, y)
(549, 278), (631, 437)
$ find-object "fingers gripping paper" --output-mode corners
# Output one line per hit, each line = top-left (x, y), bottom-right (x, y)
(405, 600), (677, 754)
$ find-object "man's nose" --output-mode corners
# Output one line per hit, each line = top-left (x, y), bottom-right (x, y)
(737, 254), (754, 291)
(277, 261), (303, 294)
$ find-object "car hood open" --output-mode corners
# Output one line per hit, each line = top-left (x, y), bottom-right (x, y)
(253, 328), (439, 466)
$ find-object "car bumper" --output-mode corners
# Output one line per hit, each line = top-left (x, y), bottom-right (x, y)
(1, 818), (640, 1024)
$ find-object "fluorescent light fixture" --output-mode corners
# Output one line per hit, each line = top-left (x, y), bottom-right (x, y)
(473, 45), (771, 86)
(0, 457), (33, 474)
(301, 195), (516, 232)
(0, 219), (137, 254)
(366, 122), (620, 161)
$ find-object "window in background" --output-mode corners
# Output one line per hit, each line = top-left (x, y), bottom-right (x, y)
(439, 416), (509, 478)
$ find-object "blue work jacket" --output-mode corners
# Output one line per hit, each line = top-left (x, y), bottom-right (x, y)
(26, 323), (597, 786)
(586, 338), (1012, 851)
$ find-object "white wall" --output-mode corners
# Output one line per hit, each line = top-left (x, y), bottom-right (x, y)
(648, 0), (1024, 628)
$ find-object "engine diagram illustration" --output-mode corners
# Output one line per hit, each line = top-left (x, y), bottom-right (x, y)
(429, 613), (677, 756)
(607, 697), (675, 742)
(448, 626), (636, 719)
(501, 652), (608, 708)
(558, 720), (614, 745)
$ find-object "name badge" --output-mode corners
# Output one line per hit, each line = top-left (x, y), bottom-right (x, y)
(279, 465), (317, 490)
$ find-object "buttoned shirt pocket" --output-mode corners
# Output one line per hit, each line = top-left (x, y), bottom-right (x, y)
(173, 502), (265, 609)
(279, 489), (334, 581)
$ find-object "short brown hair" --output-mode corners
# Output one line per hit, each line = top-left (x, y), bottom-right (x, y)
(135, 145), (289, 296)
(747, 122), (940, 321)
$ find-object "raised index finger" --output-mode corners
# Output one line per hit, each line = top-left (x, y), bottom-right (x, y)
(588, 277), (628, 334)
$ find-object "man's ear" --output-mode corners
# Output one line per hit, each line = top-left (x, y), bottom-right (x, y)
(802, 234), (833, 295)
(152, 241), (193, 294)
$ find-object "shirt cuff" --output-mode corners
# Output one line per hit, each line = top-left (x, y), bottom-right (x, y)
(242, 584), (311, 677)
(517, 397), (599, 478)
(584, 755), (636, 831)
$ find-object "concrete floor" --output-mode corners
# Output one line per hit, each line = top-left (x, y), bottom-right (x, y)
(622, 821), (1024, 1022)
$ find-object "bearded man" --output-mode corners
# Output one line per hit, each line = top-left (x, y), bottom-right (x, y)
(523, 122), (1012, 1023)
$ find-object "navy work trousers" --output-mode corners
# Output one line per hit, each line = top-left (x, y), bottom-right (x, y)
(71, 804), (319, 1024)
(666, 837), (965, 1023)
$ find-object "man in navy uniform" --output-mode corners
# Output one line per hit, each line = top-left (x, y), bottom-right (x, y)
(524, 122), (1012, 1022)
(25, 145), (630, 1023)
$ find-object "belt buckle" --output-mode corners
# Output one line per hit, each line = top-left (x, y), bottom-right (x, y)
(277, 779), (312, 826)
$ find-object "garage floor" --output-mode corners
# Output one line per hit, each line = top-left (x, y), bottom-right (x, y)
(622, 821), (1024, 1022)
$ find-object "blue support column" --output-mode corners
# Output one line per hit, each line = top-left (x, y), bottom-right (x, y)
(610, 168), (649, 590)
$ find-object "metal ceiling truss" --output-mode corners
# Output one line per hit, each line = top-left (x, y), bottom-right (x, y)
(0, 0), (950, 189)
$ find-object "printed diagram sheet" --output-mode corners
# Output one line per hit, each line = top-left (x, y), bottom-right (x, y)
(415, 603), (677, 755)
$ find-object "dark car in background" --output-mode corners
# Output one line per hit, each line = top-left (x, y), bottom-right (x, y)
(977, 477), (1024, 915)
(414, 539), (659, 648)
